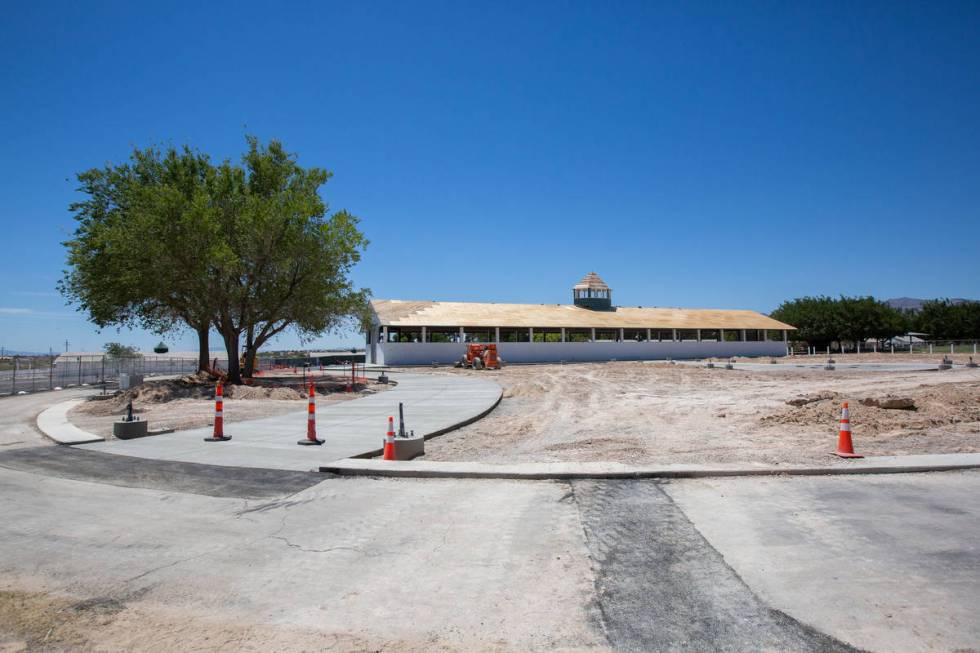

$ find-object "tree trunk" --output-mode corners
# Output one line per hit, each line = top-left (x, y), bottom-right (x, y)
(222, 330), (243, 384)
(196, 324), (210, 373)
(242, 326), (255, 378)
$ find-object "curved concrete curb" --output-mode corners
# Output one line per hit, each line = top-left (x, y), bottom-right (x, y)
(348, 389), (503, 459)
(320, 453), (980, 479)
(36, 400), (104, 445)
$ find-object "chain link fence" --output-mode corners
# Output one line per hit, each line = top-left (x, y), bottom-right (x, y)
(790, 339), (980, 356)
(1, 355), (200, 397)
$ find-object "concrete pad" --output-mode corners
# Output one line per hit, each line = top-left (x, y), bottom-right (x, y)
(0, 466), (601, 650)
(320, 452), (980, 479)
(35, 399), (104, 444)
(664, 470), (980, 652)
(76, 372), (502, 471)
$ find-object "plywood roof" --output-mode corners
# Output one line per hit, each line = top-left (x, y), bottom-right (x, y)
(371, 300), (795, 330)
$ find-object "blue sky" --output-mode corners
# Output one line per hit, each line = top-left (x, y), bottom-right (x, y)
(1, 1), (978, 354)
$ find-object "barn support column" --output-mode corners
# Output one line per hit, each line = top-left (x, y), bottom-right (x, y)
(494, 327), (500, 342)
(697, 329), (702, 342)
(421, 326), (427, 343)
(590, 328), (596, 342)
(560, 328), (566, 343)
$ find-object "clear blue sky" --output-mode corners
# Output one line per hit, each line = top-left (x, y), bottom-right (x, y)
(1, 1), (978, 354)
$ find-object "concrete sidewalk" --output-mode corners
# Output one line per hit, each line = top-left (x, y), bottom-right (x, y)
(76, 372), (502, 472)
(35, 398), (104, 445)
(320, 452), (980, 479)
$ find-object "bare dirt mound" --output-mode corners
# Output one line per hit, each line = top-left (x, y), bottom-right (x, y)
(763, 381), (980, 436)
(77, 373), (302, 417)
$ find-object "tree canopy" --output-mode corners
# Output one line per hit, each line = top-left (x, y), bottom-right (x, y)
(770, 296), (908, 348)
(61, 137), (370, 382)
(103, 342), (141, 359)
(912, 300), (980, 339)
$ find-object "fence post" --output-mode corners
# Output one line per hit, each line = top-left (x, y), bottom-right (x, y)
(49, 355), (54, 390)
(30, 359), (35, 393)
(11, 357), (16, 395)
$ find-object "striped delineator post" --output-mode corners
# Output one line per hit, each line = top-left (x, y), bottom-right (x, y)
(834, 402), (862, 458)
(204, 382), (232, 442)
(298, 384), (324, 445)
(383, 416), (396, 460)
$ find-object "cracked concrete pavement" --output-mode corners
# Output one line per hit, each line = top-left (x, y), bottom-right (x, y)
(2, 388), (978, 651)
(0, 466), (601, 651)
(3, 461), (978, 651)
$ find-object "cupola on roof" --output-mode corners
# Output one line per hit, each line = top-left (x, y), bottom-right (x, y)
(572, 272), (610, 291)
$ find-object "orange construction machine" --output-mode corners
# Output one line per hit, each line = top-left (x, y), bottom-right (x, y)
(455, 343), (502, 370)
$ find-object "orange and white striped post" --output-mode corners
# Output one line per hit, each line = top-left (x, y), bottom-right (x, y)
(834, 402), (862, 458)
(383, 416), (396, 460)
(204, 381), (232, 442)
(298, 384), (324, 446)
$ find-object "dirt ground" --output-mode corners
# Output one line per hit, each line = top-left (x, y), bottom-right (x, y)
(68, 372), (391, 439)
(0, 588), (428, 653)
(421, 361), (980, 465)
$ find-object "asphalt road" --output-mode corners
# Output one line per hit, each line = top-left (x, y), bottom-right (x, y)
(570, 479), (856, 652)
(0, 385), (97, 450)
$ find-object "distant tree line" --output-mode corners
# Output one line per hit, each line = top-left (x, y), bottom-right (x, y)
(770, 297), (980, 348)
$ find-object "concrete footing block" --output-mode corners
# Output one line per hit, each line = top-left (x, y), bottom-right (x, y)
(393, 436), (424, 461)
(113, 419), (148, 440)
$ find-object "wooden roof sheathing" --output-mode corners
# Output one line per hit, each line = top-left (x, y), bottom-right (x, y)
(371, 300), (795, 330)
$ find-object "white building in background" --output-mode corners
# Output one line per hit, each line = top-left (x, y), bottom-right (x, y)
(366, 273), (795, 365)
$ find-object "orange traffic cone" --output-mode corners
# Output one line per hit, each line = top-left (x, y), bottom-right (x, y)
(298, 384), (324, 446)
(204, 382), (232, 442)
(383, 416), (396, 460)
(834, 402), (862, 458)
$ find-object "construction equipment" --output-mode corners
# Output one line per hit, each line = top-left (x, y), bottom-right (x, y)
(455, 344), (501, 370)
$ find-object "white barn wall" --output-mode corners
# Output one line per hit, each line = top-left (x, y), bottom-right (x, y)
(376, 341), (786, 365)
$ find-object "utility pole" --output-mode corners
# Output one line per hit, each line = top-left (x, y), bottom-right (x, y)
(65, 339), (69, 353)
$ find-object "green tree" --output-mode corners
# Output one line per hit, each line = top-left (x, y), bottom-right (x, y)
(61, 146), (220, 372)
(913, 300), (980, 339)
(209, 138), (370, 383)
(61, 137), (370, 383)
(770, 296), (840, 348)
(836, 296), (906, 347)
(772, 295), (906, 349)
(103, 342), (142, 359)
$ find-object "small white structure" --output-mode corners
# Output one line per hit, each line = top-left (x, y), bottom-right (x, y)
(367, 273), (794, 365)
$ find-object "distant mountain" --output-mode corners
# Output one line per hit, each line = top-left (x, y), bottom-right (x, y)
(886, 297), (975, 311)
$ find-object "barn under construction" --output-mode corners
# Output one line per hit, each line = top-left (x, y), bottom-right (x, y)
(367, 273), (794, 365)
